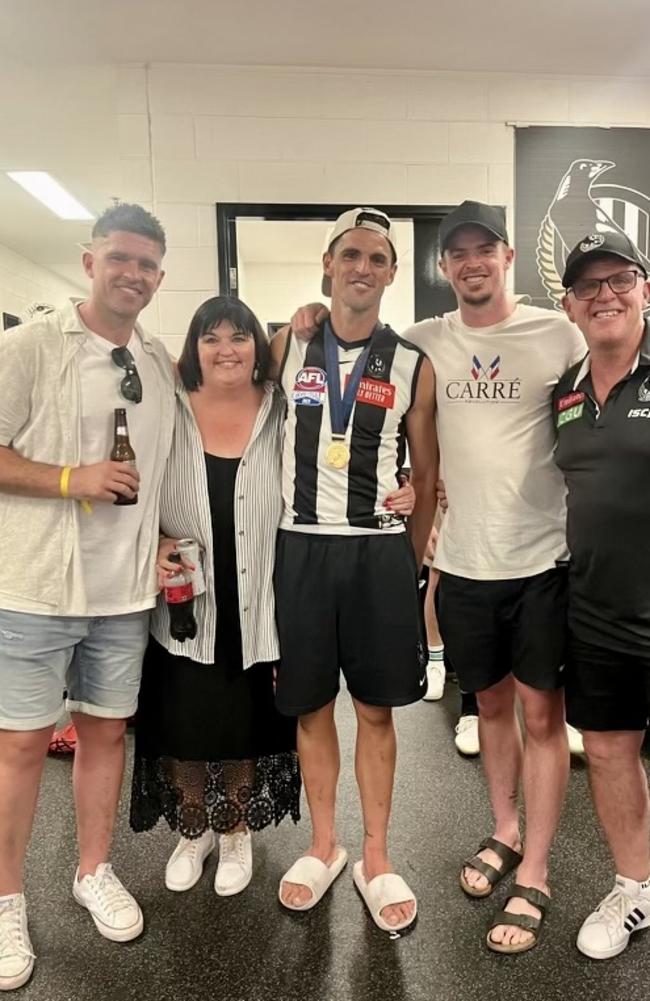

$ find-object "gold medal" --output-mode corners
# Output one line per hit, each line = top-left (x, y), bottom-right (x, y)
(325, 441), (350, 469)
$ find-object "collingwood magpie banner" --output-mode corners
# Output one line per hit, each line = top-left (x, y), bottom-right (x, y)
(515, 127), (650, 310)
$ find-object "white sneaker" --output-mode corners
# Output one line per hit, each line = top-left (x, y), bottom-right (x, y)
(0, 894), (34, 991)
(215, 831), (252, 897)
(423, 661), (445, 701)
(454, 714), (480, 757)
(73, 864), (143, 942)
(165, 831), (215, 892)
(577, 876), (650, 959)
(566, 723), (585, 756)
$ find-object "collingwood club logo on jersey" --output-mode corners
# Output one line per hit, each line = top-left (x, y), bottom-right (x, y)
(536, 158), (650, 310)
(445, 354), (521, 403)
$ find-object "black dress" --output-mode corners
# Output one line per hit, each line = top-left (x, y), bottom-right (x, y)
(130, 454), (300, 838)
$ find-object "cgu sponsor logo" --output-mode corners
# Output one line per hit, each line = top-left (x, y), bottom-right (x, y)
(627, 407), (650, 419)
(445, 354), (521, 403)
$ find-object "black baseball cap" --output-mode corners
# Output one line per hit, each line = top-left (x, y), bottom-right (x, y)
(439, 201), (509, 252)
(562, 231), (648, 289)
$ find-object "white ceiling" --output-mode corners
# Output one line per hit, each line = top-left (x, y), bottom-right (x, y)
(1, 0), (649, 76)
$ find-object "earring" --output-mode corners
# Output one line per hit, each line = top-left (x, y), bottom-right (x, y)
(253, 363), (260, 382)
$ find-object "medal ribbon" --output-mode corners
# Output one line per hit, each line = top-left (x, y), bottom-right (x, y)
(323, 321), (381, 438)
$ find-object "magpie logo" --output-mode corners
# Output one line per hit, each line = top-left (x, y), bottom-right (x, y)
(536, 158), (650, 310)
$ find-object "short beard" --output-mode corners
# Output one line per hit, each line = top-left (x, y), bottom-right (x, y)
(459, 290), (493, 308)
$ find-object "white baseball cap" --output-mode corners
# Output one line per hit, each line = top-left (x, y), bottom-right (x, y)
(321, 207), (397, 296)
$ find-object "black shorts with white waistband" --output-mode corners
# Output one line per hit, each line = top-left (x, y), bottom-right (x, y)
(274, 530), (427, 717)
(436, 566), (568, 694)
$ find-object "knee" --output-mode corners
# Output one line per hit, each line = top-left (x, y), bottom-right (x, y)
(476, 689), (512, 722)
(0, 728), (50, 770)
(583, 730), (639, 768)
(75, 715), (126, 749)
(354, 702), (393, 731)
(522, 706), (562, 743)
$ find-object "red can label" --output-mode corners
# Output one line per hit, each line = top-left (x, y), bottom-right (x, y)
(165, 583), (193, 604)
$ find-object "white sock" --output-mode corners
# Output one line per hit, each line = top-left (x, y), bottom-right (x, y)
(428, 644), (444, 662)
(616, 873), (650, 898)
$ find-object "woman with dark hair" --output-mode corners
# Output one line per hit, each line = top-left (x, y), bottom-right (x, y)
(129, 295), (299, 897)
(130, 295), (415, 899)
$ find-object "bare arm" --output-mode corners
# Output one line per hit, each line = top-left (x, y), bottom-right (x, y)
(268, 325), (291, 382)
(404, 358), (438, 569)
(0, 445), (140, 503)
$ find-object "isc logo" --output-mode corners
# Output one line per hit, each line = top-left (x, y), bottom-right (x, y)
(294, 367), (327, 390)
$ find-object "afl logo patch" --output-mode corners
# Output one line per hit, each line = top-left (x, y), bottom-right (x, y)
(293, 366), (327, 407)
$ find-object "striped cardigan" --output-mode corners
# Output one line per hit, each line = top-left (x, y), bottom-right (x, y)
(150, 381), (284, 668)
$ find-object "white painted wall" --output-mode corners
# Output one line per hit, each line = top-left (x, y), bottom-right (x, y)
(4, 62), (650, 352)
(0, 242), (84, 325)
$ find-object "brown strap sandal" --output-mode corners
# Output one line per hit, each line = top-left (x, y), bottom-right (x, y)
(486, 884), (551, 954)
(459, 836), (523, 898)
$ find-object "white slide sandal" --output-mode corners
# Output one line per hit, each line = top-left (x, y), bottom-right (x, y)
(352, 860), (417, 933)
(279, 846), (348, 911)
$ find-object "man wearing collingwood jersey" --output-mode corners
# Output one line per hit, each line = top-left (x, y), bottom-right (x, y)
(270, 208), (437, 934)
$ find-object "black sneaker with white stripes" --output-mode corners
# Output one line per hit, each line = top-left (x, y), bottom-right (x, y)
(577, 876), (650, 959)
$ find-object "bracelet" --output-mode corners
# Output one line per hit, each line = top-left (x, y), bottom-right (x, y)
(60, 466), (72, 499)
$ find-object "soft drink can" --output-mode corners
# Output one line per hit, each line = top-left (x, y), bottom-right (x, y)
(176, 539), (206, 596)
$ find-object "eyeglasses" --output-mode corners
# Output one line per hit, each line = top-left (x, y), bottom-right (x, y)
(570, 269), (644, 301)
(111, 346), (142, 404)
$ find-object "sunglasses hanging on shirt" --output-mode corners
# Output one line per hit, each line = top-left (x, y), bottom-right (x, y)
(111, 346), (143, 404)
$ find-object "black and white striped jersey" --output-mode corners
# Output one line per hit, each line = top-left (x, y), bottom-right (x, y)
(279, 324), (424, 535)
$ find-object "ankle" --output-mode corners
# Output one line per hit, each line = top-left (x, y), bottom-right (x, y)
(492, 828), (521, 851)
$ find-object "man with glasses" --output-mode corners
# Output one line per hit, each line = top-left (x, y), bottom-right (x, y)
(0, 203), (174, 989)
(555, 231), (650, 960)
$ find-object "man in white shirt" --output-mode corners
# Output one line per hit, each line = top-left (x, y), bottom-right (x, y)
(291, 200), (585, 953)
(0, 203), (175, 990)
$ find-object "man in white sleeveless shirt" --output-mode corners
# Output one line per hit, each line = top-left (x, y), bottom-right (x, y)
(270, 208), (437, 934)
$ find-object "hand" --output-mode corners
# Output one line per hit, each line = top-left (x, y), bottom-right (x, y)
(436, 478), (448, 513)
(290, 302), (329, 341)
(384, 475), (416, 516)
(155, 536), (196, 590)
(68, 461), (140, 504)
(425, 525), (438, 563)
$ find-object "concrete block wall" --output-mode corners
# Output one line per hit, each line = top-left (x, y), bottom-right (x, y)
(0, 243), (83, 325)
(114, 64), (650, 352)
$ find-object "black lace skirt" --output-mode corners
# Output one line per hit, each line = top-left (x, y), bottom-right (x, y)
(130, 637), (301, 837)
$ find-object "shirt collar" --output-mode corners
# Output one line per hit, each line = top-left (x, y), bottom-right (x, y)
(572, 317), (650, 390)
(62, 296), (152, 346)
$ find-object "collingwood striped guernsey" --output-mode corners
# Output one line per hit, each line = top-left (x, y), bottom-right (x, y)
(279, 324), (424, 535)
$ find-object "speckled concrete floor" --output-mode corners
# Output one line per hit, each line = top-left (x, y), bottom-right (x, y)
(19, 684), (650, 1001)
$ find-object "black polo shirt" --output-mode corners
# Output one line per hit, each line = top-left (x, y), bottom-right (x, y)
(553, 322), (650, 655)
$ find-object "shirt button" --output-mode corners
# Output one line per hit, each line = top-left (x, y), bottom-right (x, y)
(238, 494), (244, 500)
(242, 459), (246, 466)
(238, 530), (244, 536)
(241, 568), (247, 574)
(243, 606), (249, 612)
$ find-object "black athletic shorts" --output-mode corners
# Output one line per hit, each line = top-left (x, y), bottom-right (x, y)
(566, 634), (650, 732)
(274, 530), (427, 716)
(436, 567), (567, 693)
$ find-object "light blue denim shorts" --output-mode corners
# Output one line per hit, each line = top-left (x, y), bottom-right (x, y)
(0, 609), (150, 731)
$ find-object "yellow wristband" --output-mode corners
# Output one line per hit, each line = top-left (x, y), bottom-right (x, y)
(60, 466), (72, 499)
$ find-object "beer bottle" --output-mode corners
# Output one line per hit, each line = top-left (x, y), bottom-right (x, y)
(110, 408), (138, 506)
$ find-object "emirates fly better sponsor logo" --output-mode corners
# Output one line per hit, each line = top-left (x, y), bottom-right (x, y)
(445, 355), (521, 403)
